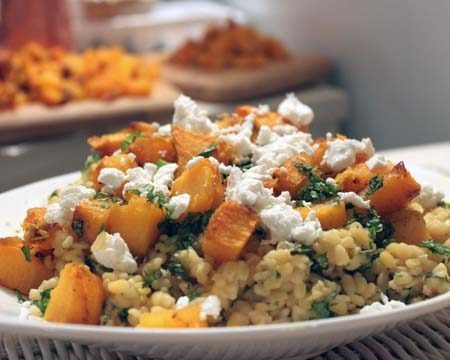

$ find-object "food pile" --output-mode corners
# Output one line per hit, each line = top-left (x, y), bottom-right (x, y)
(1, 94), (449, 328)
(168, 21), (291, 71)
(0, 43), (158, 109)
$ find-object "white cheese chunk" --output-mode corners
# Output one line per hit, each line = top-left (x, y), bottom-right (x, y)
(277, 93), (314, 126)
(156, 124), (172, 137)
(98, 168), (126, 194)
(167, 194), (191, 220)
(254, 104), (270, 115)
(200, 295), (222, 320)
(173, 95), (218, 135)
(366, 154), (389, 171)
(414, 184), (445, 209)
(175, 296), (190, 309)
(153, 163), (178, 189)
(91, 232), (138, 273)
(338, 192), (371, 209)
(322, 138), (375, 172)
(44, 185), (95, 227)
(220, 114), (255, 161)
(360, 293), (406, 314)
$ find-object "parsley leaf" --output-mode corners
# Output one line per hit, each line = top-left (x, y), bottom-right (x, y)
(236, 159), (254, 170)
(128, 184), (168, 209)
(156, 159), (168, 168)
(94, 191), (123, 204)
(83, 152), (101, 171)
(166, 261), (187, 279)
(72, 220), (84, 237)
(143, 270), (162, 288)
(313, 293), (336, 319)
(311, 254), (329, 274)
(188, 290), (200, 301)
(36, 289), (51, 314)
(290, 244), (313, 256)
(419, 240), (450, 256)
(198, 143), (216, 158)
(366, 176), (383, 196)
(120, 131), (142, 152)
(118, 308), (129, 322)
(438, 201), (450, 209)
(294, 163), (337, 203)
(21, 245), (31, 262)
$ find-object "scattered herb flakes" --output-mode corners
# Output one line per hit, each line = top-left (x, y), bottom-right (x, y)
(143, 270), (162, 288)
(98, 224), (106, 234)
(290, 244), (313, 256)
(313, 293), (336, 319)
(127, 184), (168, 209)
(311, 254), (328, 274)
(420, 240), (450, 256)
(94, 191), (123, 204)
(294, 163), (337, 203)
(84, 255), (113, 275)
(166, 261), (187, 279)
(72, 219), (84, 237)
(21, 245), (31, 262)
(188, 290), (200, 301)
(366, 176), (383, 196)
(198, 143), (217, 158)
(83, 151), (101, 171)
(36, 289), (51, 314)
(15, 290), (25, 303)
(236, 159), (254, 171)
(438, 201), (450, 209)
(120, 131), (142, 152)
(156, 159), (168, 168)
(118, 308), (129, 322)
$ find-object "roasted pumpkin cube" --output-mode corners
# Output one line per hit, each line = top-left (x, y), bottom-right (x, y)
(128, 133), (177, 166)
(171, 158), (224, 213)
(139, 305), (207, 328)
(297, 201), (347, 230)
(368, 162), (421, 216)
(202, 201), (259, 263)
(387, 208), (429, 245)
(0, 237), (53, 294)
(91, 153), (137, 190)
(274, 152), (313, 197)
(87, 131), (131, 156)
(73, 199), (112, 243)
(129, 121), (158, 133)
(44, 263), (104, 325)
(106, 196), (166, 257)
(22, 207), (57, 252)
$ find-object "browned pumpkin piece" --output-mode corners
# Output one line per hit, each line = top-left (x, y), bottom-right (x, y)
(335, 163), (374, 193)
(296, 202), (347, 230)
(73, 199), (112, 243)
(139, 305), (207, 328)
(22, 207), (56, 252)
(44, 263), (104, 325)
(215, 113), (242, 129)
(0, 237), (53, 294)
(274, 152), (313, 197)
(368, 162), (421, 216)
(129, 121), (158, 133)
(171, 158), (224, 213)
(106, 196), (166, 257)
(128, 133), (177, 166)
(91, 153), (137, 190)
(312, 139), (327, 167)
(87, 130), (131, 156)
(387, 208), (429, 245)
(202, 201), (259, 263)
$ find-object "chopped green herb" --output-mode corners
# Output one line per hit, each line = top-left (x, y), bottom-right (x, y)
(118, 308), (129, 322)
(21, 245), (31, 262)
(294, 163), (337, 203)
(420, 240), (450, 256)
(36, 289), (51, 314)
(311, 254), (329, 274)
(83, 152), (101, 171)
(127, 184), (168, 209)
(143, 270), (162, 288)
(49, 190), (58, 199)
(198, 143), (217, 158)
(438, 201), (450, 209)
(366, 176), (383, 196)
(313, 293), (336, 319)
(188, 290), (200, 301)
(236, 159), (254, 171)
(166, 261), (187, 279)
(72, 220), (84, 237)
(15, 290), (25, 303)
(98, 224), (106, 234)
(120, 131), (142, 152)
(94, 191), (123, 204)
(290, 244), (313, 256)
(84, 256), (113, 275)
(156, 159), (168, 168)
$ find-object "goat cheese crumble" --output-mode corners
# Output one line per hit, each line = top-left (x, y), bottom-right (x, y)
(167, 194), (191, 219)
(414, 184), (445, 209)
(98, 168), (126, 193)
(338, 192), (371, 209)
(277, 93), (314, 127)
(366, 154), (389, 171)
(91, 232), (138, 273)
(199, 295), (222, 320)
(322, 138), (375, 172)
(173, 95), (218, 135)
(359, 293), (406, 314)
(44, 185), (96, 227)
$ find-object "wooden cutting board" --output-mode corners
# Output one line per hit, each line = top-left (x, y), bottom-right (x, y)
(161, 54), (332, 102)
(0, 81), (180, 143)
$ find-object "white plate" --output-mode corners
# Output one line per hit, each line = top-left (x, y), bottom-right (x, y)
(0, 164), (449, 360)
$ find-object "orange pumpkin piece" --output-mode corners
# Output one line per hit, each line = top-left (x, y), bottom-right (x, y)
(106, 196), (165, 257)
(73, 199), (112, 243)
(22, 207), (56, 252)
(91, 153), (137, 190)
(202, 201), (259, 263)
(171, 158), (224, 213)
(129, 121), (158, 133)
(44, 263), (104, 325)
(312, 139), (327, 167)
(0, 237), (53, 294)
(274, 152), (313, 197)
(335, 163), (375, 193)
(139, 305), (207, 328)
(387, 208), (429, 246)
(128, 133), (177, 166)
(297, 202), (347, 230)
(368, 162), (421, 216)
(87, 130), (131, 156)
